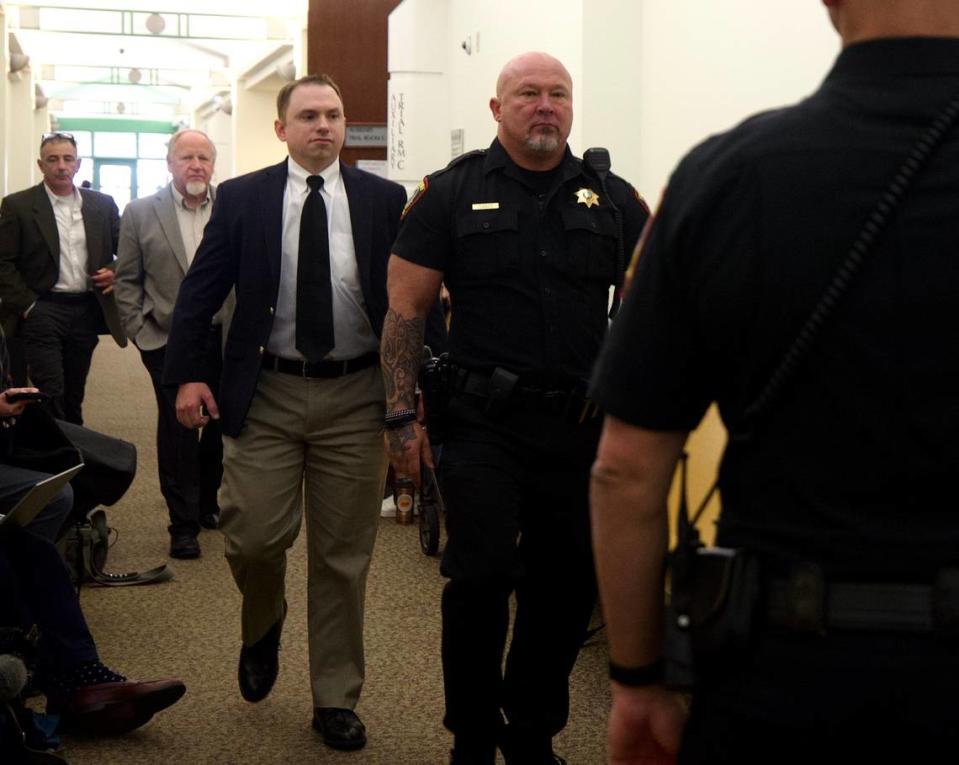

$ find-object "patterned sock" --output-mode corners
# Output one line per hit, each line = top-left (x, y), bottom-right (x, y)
(70, 661), (126, 688)
(45, 661), (127, 711)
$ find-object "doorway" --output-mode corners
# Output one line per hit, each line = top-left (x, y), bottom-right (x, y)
(93, 159), (137, 211)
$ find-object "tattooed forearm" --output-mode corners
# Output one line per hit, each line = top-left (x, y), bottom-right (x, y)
(381, 308), (426, 412)
(386, 423), (418, 454)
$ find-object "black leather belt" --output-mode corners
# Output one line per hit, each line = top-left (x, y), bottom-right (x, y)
(766, 569), (959, 634)
(39, 291), (94, 304)
(453, 367), (599, 423)
(261, 351), (379, 378)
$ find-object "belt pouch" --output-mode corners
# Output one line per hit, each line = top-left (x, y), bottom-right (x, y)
(665, 546), (760, 688)
(484, 367), (518, 418)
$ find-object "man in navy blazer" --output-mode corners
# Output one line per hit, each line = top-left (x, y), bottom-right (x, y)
(163, 74), (437, 752)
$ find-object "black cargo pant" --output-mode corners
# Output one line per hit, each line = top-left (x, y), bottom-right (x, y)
(139, 326), (223, 538)
(438, 395), (601, 762)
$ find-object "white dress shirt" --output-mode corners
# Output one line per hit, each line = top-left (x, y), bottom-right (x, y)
(44, 184), (90, 293)
(268, 157), (378, 361)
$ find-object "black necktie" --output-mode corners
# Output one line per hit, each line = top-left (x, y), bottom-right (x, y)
(296, 175), (335, 363)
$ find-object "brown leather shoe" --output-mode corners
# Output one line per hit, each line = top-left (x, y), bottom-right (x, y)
(62, 678), (186, 735)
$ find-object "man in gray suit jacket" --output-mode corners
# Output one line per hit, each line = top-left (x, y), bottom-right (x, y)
(0, 133), (127, 425)
(114, 129), (224, 560)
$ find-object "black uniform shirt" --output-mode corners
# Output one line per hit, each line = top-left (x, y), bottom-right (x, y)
(592, 38), (959, 579)
(393, 138), (648, 385)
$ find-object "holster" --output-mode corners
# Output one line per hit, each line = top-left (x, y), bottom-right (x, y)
(665, 545), (760, 690)
(419, 352), (451, 445)
(483, 367), (518, 419)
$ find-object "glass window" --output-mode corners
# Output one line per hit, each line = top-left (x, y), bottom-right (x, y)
(75, 161), (94, 189)
(94, 132), (137, 158)
(138, 133), (170, 159)
(72, 131), (93, 157)
(137, 159), (169, 197)
(98, 164), (132, 211)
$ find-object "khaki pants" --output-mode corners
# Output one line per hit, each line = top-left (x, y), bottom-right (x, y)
(219, 365), (386, 708)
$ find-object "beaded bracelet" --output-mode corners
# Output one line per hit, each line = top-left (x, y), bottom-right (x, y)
(608, 658), (665, 687)
(384, 408), (417, 430)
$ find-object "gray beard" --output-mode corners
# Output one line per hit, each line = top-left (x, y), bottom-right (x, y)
(185, 180), (208, 197)
(524, 132), (560, 154)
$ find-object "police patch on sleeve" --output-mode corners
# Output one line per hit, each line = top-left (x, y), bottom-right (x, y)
(623, 188), (663, 295)
(402, 178), (429, 219)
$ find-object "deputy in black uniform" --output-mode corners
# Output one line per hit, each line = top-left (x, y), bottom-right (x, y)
(380, 52), (648, 765)
(589, 2), (959, 763)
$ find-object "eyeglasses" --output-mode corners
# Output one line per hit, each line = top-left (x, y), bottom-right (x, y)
(40, 132), (76, 149)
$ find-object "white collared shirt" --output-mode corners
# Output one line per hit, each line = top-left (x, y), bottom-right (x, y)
(170, 183), (214, 265)
(44, 184), (90, 293)
(268, 157), (377, 361)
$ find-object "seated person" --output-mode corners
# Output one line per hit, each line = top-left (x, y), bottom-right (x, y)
(1, 389), (185, 738)
(0, 527), (186, 737)
(0, 464), (73, 546)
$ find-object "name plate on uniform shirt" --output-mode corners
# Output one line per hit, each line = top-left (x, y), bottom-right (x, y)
(471, 203), (499, 211)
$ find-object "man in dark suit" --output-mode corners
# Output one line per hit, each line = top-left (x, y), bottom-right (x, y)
(0, 133), (127, 425)
(164, 74), (434, 752)
(115, 129), (224, 560)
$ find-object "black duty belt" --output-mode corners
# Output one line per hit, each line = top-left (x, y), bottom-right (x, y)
(261, 351), (378, 379)
(453, 367), (600, 424)
(39, 291), (95, 304)
(766, 568), (959, 634)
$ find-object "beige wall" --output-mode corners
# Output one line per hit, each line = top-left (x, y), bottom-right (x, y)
(1, 4), (8, 196)
(7, 67), (37, 193)
(636, 1), (837, 197)
(580, 0), (643, 189)
(232, 80), (287, 177)
(195, 108), (235, 182)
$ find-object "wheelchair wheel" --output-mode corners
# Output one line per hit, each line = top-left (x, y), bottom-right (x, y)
(419, 501), (440, 556)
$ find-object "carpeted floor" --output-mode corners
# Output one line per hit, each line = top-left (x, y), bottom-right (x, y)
(56, 341), (612, 764)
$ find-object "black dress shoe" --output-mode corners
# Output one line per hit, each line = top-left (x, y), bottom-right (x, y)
(61, 678), (186, 736)
(500, 729), (566, 765)
(238, 612), (284, 703)
(502, 752), (566, 765)
(449, 747), (495, 765)
(312, 707), (367, 751)
(169, 534), (200, 559)
(199, 512), (220, 530)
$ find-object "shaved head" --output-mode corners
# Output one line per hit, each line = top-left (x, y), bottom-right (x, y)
(496, 51), (572, 100)
(490, 51), (573, 170)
